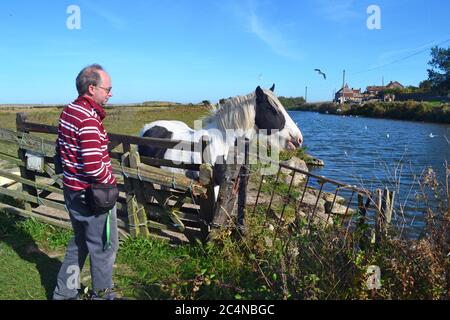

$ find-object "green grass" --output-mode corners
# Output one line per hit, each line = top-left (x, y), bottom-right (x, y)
(0, 209), (276, 300)
(0, 213), (68, 299)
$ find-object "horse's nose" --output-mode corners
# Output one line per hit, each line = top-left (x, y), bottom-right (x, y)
(289, 134), (303, 148)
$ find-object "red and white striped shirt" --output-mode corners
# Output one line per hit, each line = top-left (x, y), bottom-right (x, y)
(58, 96), (116, 191)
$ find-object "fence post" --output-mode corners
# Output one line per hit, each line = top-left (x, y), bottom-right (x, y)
(128, 147), (150, 238)
(122, 151), (140, 238)
(357, 194), (368, 248)
(198, 136), (216, 241)
(237, 138), (249, 232)
(16, 113), (37, 211)
(209, 146), (241, 239)
(375, 188), (394, 245)
(356, 193), (372, 250)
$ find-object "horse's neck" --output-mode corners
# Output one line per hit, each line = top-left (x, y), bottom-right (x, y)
(203, 122), (243, 148)
(199, 96), (256, 162)
(202, 119), (257, 165)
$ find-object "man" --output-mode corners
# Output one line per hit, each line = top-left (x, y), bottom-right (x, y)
(53, 64), (118, 300)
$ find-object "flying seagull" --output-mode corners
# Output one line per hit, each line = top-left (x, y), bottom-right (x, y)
(314, 69), (326, 80)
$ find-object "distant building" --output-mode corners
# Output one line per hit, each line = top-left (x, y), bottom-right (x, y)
(366, 86), (385, 97)
(386, 81), (404, 89)
(334, 84), (363, 104)
(364, 81), (404, 101)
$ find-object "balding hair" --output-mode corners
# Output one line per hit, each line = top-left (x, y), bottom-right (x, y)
(76, 64), (105, 96)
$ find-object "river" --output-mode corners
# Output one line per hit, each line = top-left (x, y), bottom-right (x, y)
(290, 111), (449, 237)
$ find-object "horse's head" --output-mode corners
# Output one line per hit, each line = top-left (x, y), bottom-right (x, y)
(254, 84), (303, 150)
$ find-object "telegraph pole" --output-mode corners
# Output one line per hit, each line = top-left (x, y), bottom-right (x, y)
(340, 69), (346, 104)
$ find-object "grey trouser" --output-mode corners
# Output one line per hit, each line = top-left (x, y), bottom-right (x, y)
(53, 187), (118, 300)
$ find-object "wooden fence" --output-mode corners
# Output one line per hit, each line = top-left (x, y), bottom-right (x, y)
(0, 113), (245, 242)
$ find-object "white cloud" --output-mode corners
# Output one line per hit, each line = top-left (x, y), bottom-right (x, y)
(315, 0), (359, 22)
(228, 0), (302, 60)
(80, 1), (127, 30)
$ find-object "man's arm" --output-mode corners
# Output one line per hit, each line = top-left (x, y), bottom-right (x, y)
(79, 117), (112, 184)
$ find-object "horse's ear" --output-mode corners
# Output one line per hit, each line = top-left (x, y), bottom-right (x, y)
(270, 84), (275, 92)
(256, 86), (264, 97)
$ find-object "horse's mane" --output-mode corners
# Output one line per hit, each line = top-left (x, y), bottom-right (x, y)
(203, 92), (256, 132)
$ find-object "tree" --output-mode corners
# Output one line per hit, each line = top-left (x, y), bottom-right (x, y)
(201, 100), (212, 107)
(419, 80), (432, 91)
(427, 46), (450, 95)
(278, 96), (306, 109)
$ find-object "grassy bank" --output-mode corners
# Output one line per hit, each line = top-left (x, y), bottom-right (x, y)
(288, 101), (450, 124)
(1, 174), (448, 300)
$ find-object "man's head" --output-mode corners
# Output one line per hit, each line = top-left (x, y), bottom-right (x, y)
(76, 64), (112, 106)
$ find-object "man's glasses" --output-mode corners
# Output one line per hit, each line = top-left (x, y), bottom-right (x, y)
(96, 86), (112, 94)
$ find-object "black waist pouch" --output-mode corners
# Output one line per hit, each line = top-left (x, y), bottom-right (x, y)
(86, 183), (119, 214)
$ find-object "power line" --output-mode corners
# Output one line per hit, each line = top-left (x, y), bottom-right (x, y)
(349, 37), (450, 76)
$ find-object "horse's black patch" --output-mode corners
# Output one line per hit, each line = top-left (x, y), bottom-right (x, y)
(254, 86), (285, 135)
(138, 126), (173, 160)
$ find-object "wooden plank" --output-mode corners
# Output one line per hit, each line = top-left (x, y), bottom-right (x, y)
(0, 202), (71, 230)
(0, 202), (130, 240)
(144, 204), (196, 232)
(109, 132), (197, 151)
(21, 120), (203, 151)
(167, 209), (185, 232)
(0, 127), (55, 157)
(22, 122), (58, 135)
(111, 163), (206, 195)
(110, 152), (201, 171)
(0, 152), (22, 166)
(139, 179), (186, 233)
(108, 141), (122, 152)
(0, 186), (66, 212)
(0, 168), (62, 194)
(43, 163), (63, 188)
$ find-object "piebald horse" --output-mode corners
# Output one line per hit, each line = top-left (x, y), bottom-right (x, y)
(139, 85), (303, 199)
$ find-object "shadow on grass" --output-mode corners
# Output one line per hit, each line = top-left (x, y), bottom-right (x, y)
(0, 212), (62, 299)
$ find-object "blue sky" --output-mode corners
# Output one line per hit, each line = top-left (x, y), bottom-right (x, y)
(1, 0), (449, 104)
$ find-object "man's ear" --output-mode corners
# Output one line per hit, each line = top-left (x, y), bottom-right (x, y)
(87, 84), (96, 96)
